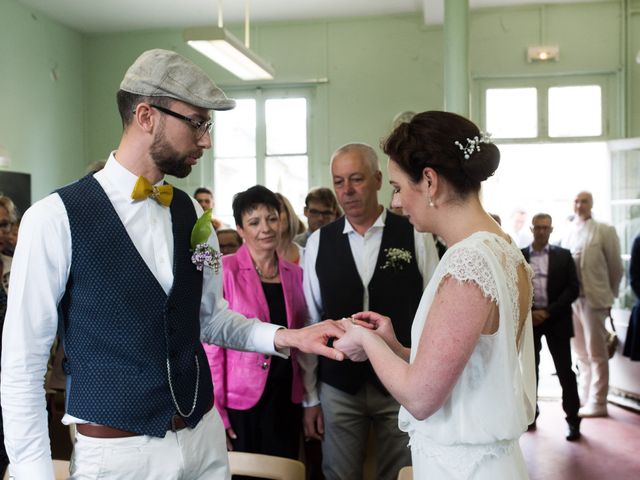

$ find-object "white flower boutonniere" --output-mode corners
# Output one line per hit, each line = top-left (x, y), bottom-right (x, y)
(380, 247), (412, 272)
(190, 209), (223, 273)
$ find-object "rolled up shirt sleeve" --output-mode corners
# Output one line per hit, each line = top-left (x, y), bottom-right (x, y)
(198, 229), (287, 358)
(299, 230), (322, 406)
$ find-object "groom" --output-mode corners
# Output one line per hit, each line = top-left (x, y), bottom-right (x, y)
(0, 49), (345, 480)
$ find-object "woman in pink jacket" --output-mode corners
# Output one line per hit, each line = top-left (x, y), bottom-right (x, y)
(203, 185), (307, 462)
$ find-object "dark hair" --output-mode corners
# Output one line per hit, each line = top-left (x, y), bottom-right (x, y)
(194, 187), (213, 197)
(116, 90), (171, 128)
(216, 228), (242, 245)
(0, 195), (19, 224)
(232, 185), (280, 227)
(305, 187), (342, 216)
(531, 212), (552, 224)
(382, 111), (500, 198)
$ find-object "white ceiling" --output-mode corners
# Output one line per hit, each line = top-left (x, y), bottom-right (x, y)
(16, 0), (602, 34)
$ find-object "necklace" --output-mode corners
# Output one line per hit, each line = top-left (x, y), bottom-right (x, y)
(255, 262), (279, 280)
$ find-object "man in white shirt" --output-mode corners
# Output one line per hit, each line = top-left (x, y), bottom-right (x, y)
(0, 49), (345, 480)
(302, 143), (439, 480)
(561, 191), (623, 417)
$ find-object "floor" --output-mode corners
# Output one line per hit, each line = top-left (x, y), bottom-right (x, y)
(521, 400), (640, 480)
(521, 339), (640, 480)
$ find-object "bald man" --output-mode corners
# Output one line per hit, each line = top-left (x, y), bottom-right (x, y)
(561, 191), (623, 417)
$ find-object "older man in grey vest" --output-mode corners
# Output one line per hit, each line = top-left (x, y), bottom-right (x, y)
(302, 143), (439, 480)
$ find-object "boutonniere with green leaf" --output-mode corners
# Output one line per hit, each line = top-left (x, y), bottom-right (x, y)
(380, 247), (412, 272)
(190, 209), (222, 273)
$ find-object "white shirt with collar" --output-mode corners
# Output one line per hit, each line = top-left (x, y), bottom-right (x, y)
(0, 154), (282, 479)
(300, 209), (439, 406)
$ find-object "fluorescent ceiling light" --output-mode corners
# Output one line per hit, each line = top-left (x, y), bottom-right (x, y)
(185, 27), (274, 81)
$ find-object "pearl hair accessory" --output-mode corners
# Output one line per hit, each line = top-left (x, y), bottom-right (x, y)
(454, 132), (492, 160)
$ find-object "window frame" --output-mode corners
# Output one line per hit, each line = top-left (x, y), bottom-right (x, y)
(212, 86), (314, 188)
(473, 73), (618, 143)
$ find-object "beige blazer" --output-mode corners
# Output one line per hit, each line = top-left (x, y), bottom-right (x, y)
(575, 220), (623, 309)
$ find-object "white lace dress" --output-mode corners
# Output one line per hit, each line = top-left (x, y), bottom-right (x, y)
(398, 231), (537, 479)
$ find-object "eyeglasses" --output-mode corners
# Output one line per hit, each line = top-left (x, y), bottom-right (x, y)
(307, 208), (335, 218)
(149, 104), (213, 139)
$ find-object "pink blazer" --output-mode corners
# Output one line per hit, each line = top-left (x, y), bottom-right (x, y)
(203, 244), (306, 429)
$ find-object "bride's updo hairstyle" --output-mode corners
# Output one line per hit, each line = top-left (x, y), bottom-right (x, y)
(382, 111), (500, 199)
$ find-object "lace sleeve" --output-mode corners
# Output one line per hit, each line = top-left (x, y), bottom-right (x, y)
(442, 245), (498, 304)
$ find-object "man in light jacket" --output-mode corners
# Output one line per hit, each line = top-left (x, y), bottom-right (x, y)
(561, 191), (623, 417)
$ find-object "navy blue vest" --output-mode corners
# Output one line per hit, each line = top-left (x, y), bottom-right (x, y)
(57, 175), (212, 437)
(316, 211), (423, 394)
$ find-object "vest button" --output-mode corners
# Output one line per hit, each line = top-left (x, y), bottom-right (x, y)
(261, 362), (269, 370)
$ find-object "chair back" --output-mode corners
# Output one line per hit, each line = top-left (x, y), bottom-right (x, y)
(397, 465), (413, 480)
(228, 451), (305, 480)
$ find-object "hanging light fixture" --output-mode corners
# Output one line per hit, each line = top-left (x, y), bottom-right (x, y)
(184, 0), (274, 81)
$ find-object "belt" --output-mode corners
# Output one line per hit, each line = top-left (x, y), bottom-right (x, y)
(76, 399), (214, 439)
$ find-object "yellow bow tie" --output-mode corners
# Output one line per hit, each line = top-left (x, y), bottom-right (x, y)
(131, 176), (173, 207)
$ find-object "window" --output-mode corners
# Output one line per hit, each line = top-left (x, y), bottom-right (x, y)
(264, 98), (308, 212)
(213, 89), (310, 225)
(486, 88), (538, 139)
(482, 77), (608, 141)
(477, 75), (614, 248)
(609, 139), (640, 308)
(213, 99), (257, 226)
(548, 85), (602, 138)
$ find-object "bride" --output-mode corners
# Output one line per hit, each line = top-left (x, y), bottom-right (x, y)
(335, 111), (536, 479)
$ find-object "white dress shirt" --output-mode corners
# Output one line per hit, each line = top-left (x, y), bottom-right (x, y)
(0, 154), (282, 479)
(300, 209), (439, 406)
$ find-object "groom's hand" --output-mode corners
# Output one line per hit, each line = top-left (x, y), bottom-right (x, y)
(274, 320), (346, 361)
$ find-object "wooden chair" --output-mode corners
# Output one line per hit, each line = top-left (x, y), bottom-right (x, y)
(397, 465), (413, 480)
(3, 459), (70, 480)
(228, 451), (305, 480)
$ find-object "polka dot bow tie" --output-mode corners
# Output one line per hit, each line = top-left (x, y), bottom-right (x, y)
(131, 176), (173, 207)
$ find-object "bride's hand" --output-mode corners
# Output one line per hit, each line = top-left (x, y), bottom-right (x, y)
(352, 311), (402, 352)
(336, 317), (374, 331)
(333, 320), (370, 362)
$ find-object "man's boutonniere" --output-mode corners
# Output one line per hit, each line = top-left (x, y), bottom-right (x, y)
(191, 209), (222, 273)
(380, 247), (412, 272)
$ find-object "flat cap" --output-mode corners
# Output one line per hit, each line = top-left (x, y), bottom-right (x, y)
(120, 49), (235, 111)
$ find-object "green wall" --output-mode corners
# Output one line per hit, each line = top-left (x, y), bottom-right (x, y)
(1, 0), (638, 205)
(0, 0), (85, 203)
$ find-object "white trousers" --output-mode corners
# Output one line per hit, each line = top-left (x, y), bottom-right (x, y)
(571, 298), (609, 406)
(70, 407), (230, 479)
